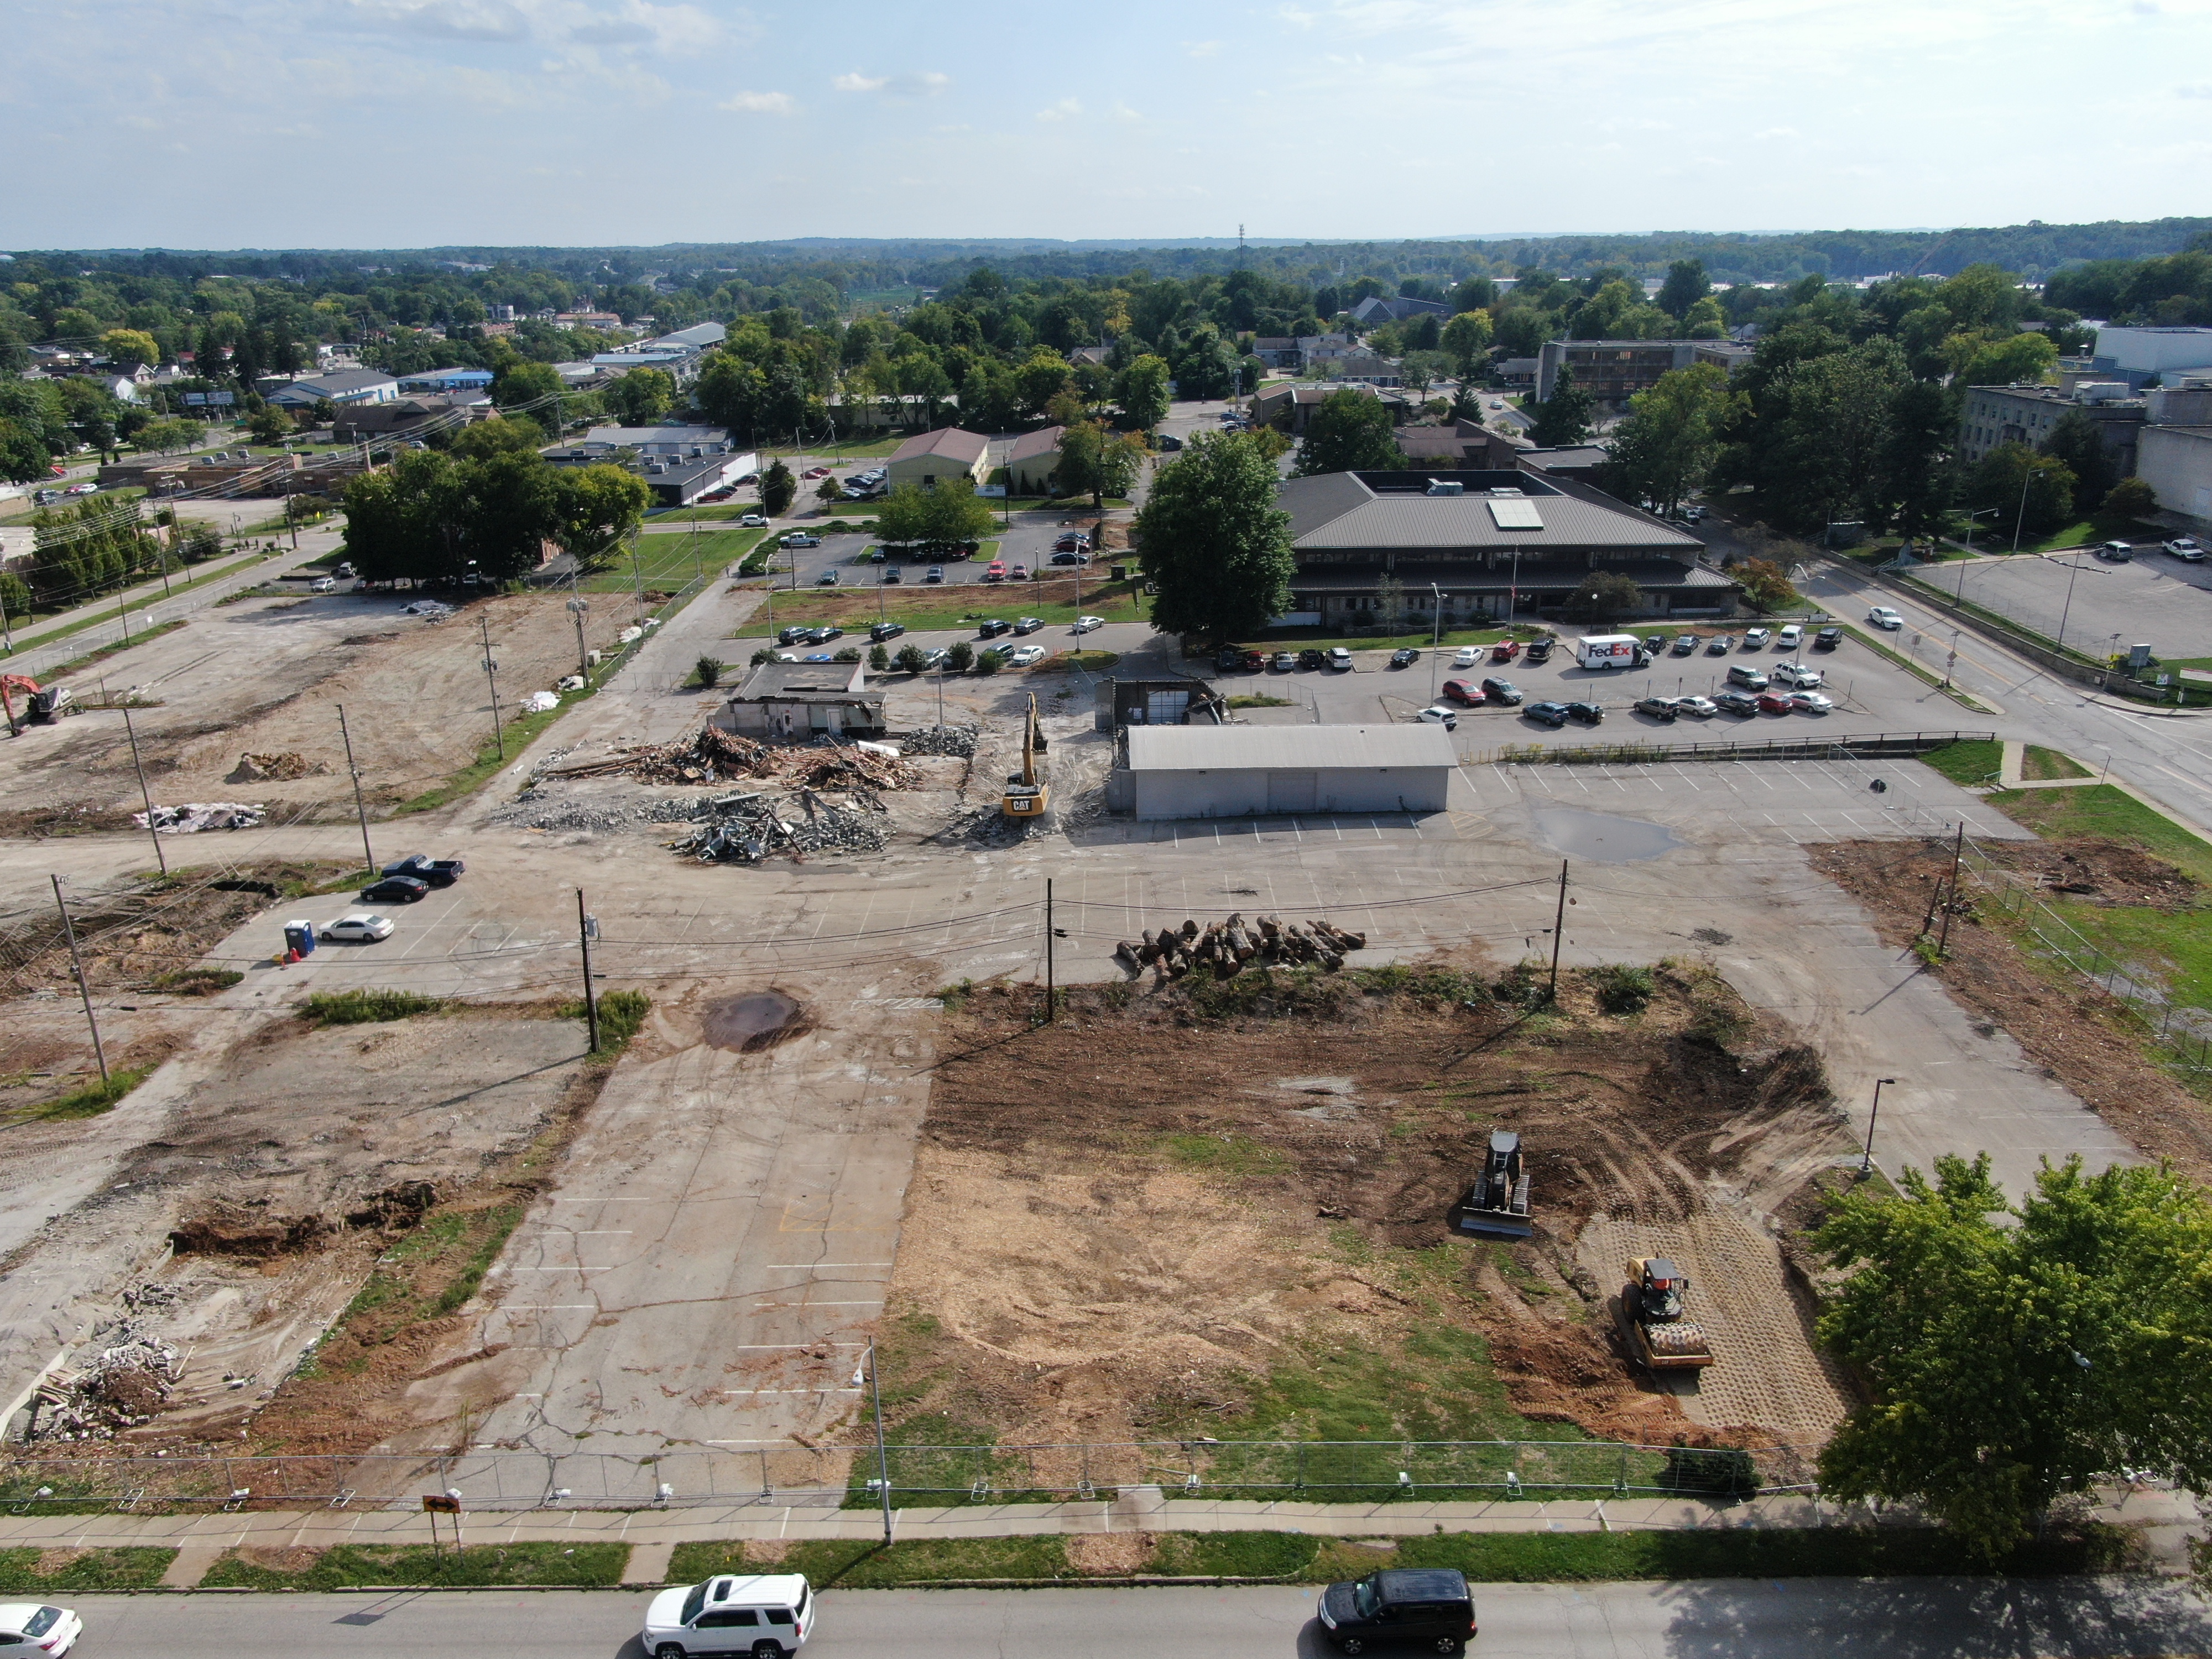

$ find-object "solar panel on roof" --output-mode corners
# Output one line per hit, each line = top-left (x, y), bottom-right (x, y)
(1487, 497), (1545, 530)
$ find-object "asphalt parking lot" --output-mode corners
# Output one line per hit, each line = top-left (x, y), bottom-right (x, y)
(1940, 544), (2212, 661)
(760, 510), (1113, 593)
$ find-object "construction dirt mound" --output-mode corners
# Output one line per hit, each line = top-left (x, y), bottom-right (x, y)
(227, 750), (330, 784)
(889, 962), (1853, 1450)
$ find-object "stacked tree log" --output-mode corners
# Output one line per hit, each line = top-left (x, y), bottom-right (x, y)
(1113, 913), (1368, 978)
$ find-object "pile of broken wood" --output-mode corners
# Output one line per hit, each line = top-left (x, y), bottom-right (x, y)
(1114, 912), (1368, 978)
(543, 724), (917, 791)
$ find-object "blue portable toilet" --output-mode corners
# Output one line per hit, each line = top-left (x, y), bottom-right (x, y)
(284, 920), (316, 958)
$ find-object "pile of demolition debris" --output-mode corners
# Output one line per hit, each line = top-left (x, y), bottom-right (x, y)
(894, 726), (979, 758)
(134, 801), (267, 834)
(542, 724), (919, 791)
(228, 751), (328, 783)
(1114, 913), (1369, 978)
(23, 1306), (184, 1441)
(667, 789), (893, 862)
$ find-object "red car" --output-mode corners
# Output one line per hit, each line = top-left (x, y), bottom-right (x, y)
(1242, 649), (1267, 671)
(1755, 691), (1794, 714)
(1491, 639), (1522, 662)
(1441, 679), (1485, 706)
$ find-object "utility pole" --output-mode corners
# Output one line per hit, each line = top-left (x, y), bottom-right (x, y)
(52, 875), (108, 1084)
(1044, 877), (1056, 1022)
(478, 614), (505, 761)
(2010, 465), (2033, 554)
(337, 704), (374, 874)
(576, 890), (601, 1052)
(1547, 859), (1569, 1001)
(567, 594), (591, 685)
(121, 707), (167, 877)
(628, 528), (648, 629)
(1860, 1077), (1898, 1176)
(868, 1339), (894, 1545)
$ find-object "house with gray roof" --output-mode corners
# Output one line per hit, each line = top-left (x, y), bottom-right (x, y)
(1277, 470), (1729, 626)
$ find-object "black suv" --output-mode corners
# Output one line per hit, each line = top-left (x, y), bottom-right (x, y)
(1813, 626), (1843, 651)
(1299, 648), (1328, 670)
(1318, 1568), (1477, 1655)
(1522, 637), (1554, 664)
(977, 618), (1012, 638)
(869, 621), (906, 643)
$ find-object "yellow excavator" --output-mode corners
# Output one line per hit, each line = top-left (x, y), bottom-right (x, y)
(1001, 693), (1049, 818)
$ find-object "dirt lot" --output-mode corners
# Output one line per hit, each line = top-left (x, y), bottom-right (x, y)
(0, 591), (633, 820)
(1811, 836), (2212, 1181)
(880, 962), (1861, 1455)
(1, 1006), (592, 1453)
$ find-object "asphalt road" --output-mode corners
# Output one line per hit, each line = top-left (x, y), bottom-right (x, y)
(60, 1577), (2212, 1658)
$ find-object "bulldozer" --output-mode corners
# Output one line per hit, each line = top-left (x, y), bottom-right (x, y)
(1618, 1255), (1714, 1371)
(1447, 1130), (1532, 1240)
(1001, 693), (1049, 819)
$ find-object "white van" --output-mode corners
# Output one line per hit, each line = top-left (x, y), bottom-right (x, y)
(1575, 634), (1642, 670)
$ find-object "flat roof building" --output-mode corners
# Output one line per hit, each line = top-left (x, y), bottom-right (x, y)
(718, 659), (884, 742)
(1536, 340), (1750, 406)
(264, 369), (400, 409)
(1959, 382), (2146, 475)
(1123, 723), (1455, 821)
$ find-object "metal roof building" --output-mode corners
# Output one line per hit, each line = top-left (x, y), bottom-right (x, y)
(1124, 723), (1455, 821)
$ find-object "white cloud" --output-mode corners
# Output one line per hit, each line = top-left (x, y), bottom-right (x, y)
(1755, 125), (1800, 139)
(835, 69), (950, 97)
(1113, 102), (1142, 122)
(721, 88), (794, 113)
(1184, 39), (1222, 56)
(833, 71), (886, 91)
(1035, 97), (1082, 122)
(333, 0), (530, 42)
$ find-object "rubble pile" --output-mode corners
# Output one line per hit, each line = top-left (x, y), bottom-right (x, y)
(496, 796), (709, 833)
(894, 726), (980, 758)
(669, 790), (894, 862)
(1114, 912), (1369, 979)
(227, 751), (327, 783)
(545, 724), (920, 791)
(24, 1314), (184, 1441)
(133, 801), (268, 834)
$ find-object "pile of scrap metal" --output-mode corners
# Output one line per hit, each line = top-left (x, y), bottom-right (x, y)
(1115, 912), (1368, 978)
(22, 1326), (183, 1441)
(667, 788), (894, 863)
(544, 724), (917, 791)
(133, 801), (267, 833)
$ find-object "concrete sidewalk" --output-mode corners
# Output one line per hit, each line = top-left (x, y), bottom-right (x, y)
(1, 1486), (2197, 1585)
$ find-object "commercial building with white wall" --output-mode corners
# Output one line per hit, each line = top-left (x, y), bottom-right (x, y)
(1124, 724), (1456, 820)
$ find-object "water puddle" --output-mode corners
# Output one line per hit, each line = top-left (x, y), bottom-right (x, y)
(701, 991), (810, 1052)
(1532, 806), (1683, 863)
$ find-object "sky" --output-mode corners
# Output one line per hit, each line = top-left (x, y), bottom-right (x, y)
(4, 0), (2209, 251)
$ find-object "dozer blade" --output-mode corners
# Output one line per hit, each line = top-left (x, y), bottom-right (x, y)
(1448, 1204), (1533, 1241)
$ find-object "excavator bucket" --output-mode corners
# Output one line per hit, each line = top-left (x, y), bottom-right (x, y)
(1448, 1130), (1533, 1240)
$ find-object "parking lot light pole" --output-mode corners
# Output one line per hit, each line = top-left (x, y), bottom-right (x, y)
(1429, 583), (1444, 701)
(1860, 1077), (1899, 1176)
(2056, 555), (2084, 651)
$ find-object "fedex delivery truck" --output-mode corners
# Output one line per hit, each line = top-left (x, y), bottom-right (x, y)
(1576, 633), (1642, 670)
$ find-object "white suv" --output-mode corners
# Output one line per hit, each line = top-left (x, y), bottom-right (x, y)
(1771, 661), (1824, 689)
(645, 1574), (813, 1659)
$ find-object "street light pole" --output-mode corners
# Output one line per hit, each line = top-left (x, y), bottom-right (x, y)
(2056, 555), (2083, 652)
(1860, 1077), (1899, 1176)
(1429, 582), (1443, 702)
(2010, 466), (2033, 554)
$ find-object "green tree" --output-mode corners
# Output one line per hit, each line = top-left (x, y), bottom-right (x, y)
(1117, 354), (1172, 430)
(1656, 259), (1711, 321)
(867, 643), (889, 671)
(696, 352), (768, 439)
(1733, 557), (1797, 612)
(1134, 431), (1295, 643)
(450, 413), (546, 461)
(1602, 363), (1741, 517)
(1953, 330), (2057, 389)
(2102, 476), (2157, 521)
(1055, 419), (1145, 502)
(1682, 295), (1728, 340)
(100, 328), (161, 369)
(492, 359), (563, 416)
(760, 458), (797, 517)
(1294, 390), (1404, 476)
(944, 639), (975, 672)
(132, 416), (202, 455)
(919, 480), (995, 547)
(893, 643), (926, 673)
(815, 473), (843, 509)
(1881, 379), (1957, 542)
(1528, 366), (1594, 447)
(551, 462), (651, 569)
(1968, 442), (2076, 543)
(603, 367), (676, 426)
(1816, 1154), (2212, 1562)
(1564, 571), (1645, 623)
(248, 405), (295, 445)
(2039, 409), (2112, 514)
(1439, 311), (1493, 377)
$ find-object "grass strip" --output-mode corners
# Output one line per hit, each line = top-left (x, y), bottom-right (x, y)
(149, 967), (244, 995)
(200, 1541), (629, 1590)
(670, 1537), (1071, 1588)
(7, 1066), (153, 1125)
(34, 618), (188, 679)
(394, 695), (581, 815)
(558, 988), (651, 1057)
(301, 989), (448, 1025)
(0, 1546), (176, 1593)
(1984, 784), (2212, 886)
(2020, 744), (2091, 781)
(3, 551), (274, 653)
(1919, 738), (2004, 788)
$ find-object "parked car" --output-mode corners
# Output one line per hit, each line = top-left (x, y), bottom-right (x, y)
(309, 576), (336, 593)
(1714, 688), (1761, 716)
(1416, 705), (1458, 730)
(1740, 626), (1772, 649)
(1073, 615), (1105, 633)
(779, 532), (821, 549)
(1155, 433), (1183, 451)
(1452, 645), (1481, 669)
(1523, 637), (1554, 664)
(776, 625), (811, 646)
(359, 876), (429, 904)
(1790, 689), (1835, 713)
(2097, 540), (2133, 561)
(882, 566), (901, 583)
(806, 625), (844, 644)
(1772, 661), (1824, 688)
(799, 653), (835, 663)
(383, 855), (462, 887)
(644, 1573), (816, 1659)
(1673, 695), (1719, 718)
(1053, 532), (1091, 552)
(1776, 623), (1802, 649)
(920, 647), (949, 670)
(1006, 645), (1046, 666)
(1813, 626), (1844, 651)
(982, 561), (1007, 582)
(1867, 607), (1903, 630)
(1008, 564), (1030, 581)
(0, 1603), (82, 1659)
(1491, 639), (1521, 662)
(1643, 634), (1669, 656)
(1327, 647), (1353, 670)
(1705, 634), (1733, 655)
(1479, 677), (1524, 705)
(1298, 648), (1327, 670)
(924, 565), (945, 583)
(1011, 617), (1044, 635)
(1563, 701), (1605, 724)
(320, 912), (397, 943)
(1390, 648), (1420, 668)
(739, 513), (768, 528)
(1726, 664), (1770, 690)
(869, 621), (906, 643)
(815, 569), (839, 586)
(333, 561), (355, 579)
(1671, 634), (1698, 655)
(2164, 536), (2205, 561)
(977, 618), (1012, 638)
(1755, 690), (1795, 714)
(1241, 649), (1266, 670)
(1271, 651), (1298, 672)
(1441, 679), (1484, 706)
(1216, 647), (1246, 672)
(1634, 696), (1679, 721)
(1524, 701), (1569, 728)
(1048, 550), (1089, 565)
(1317, 1567), (1477, 1655)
